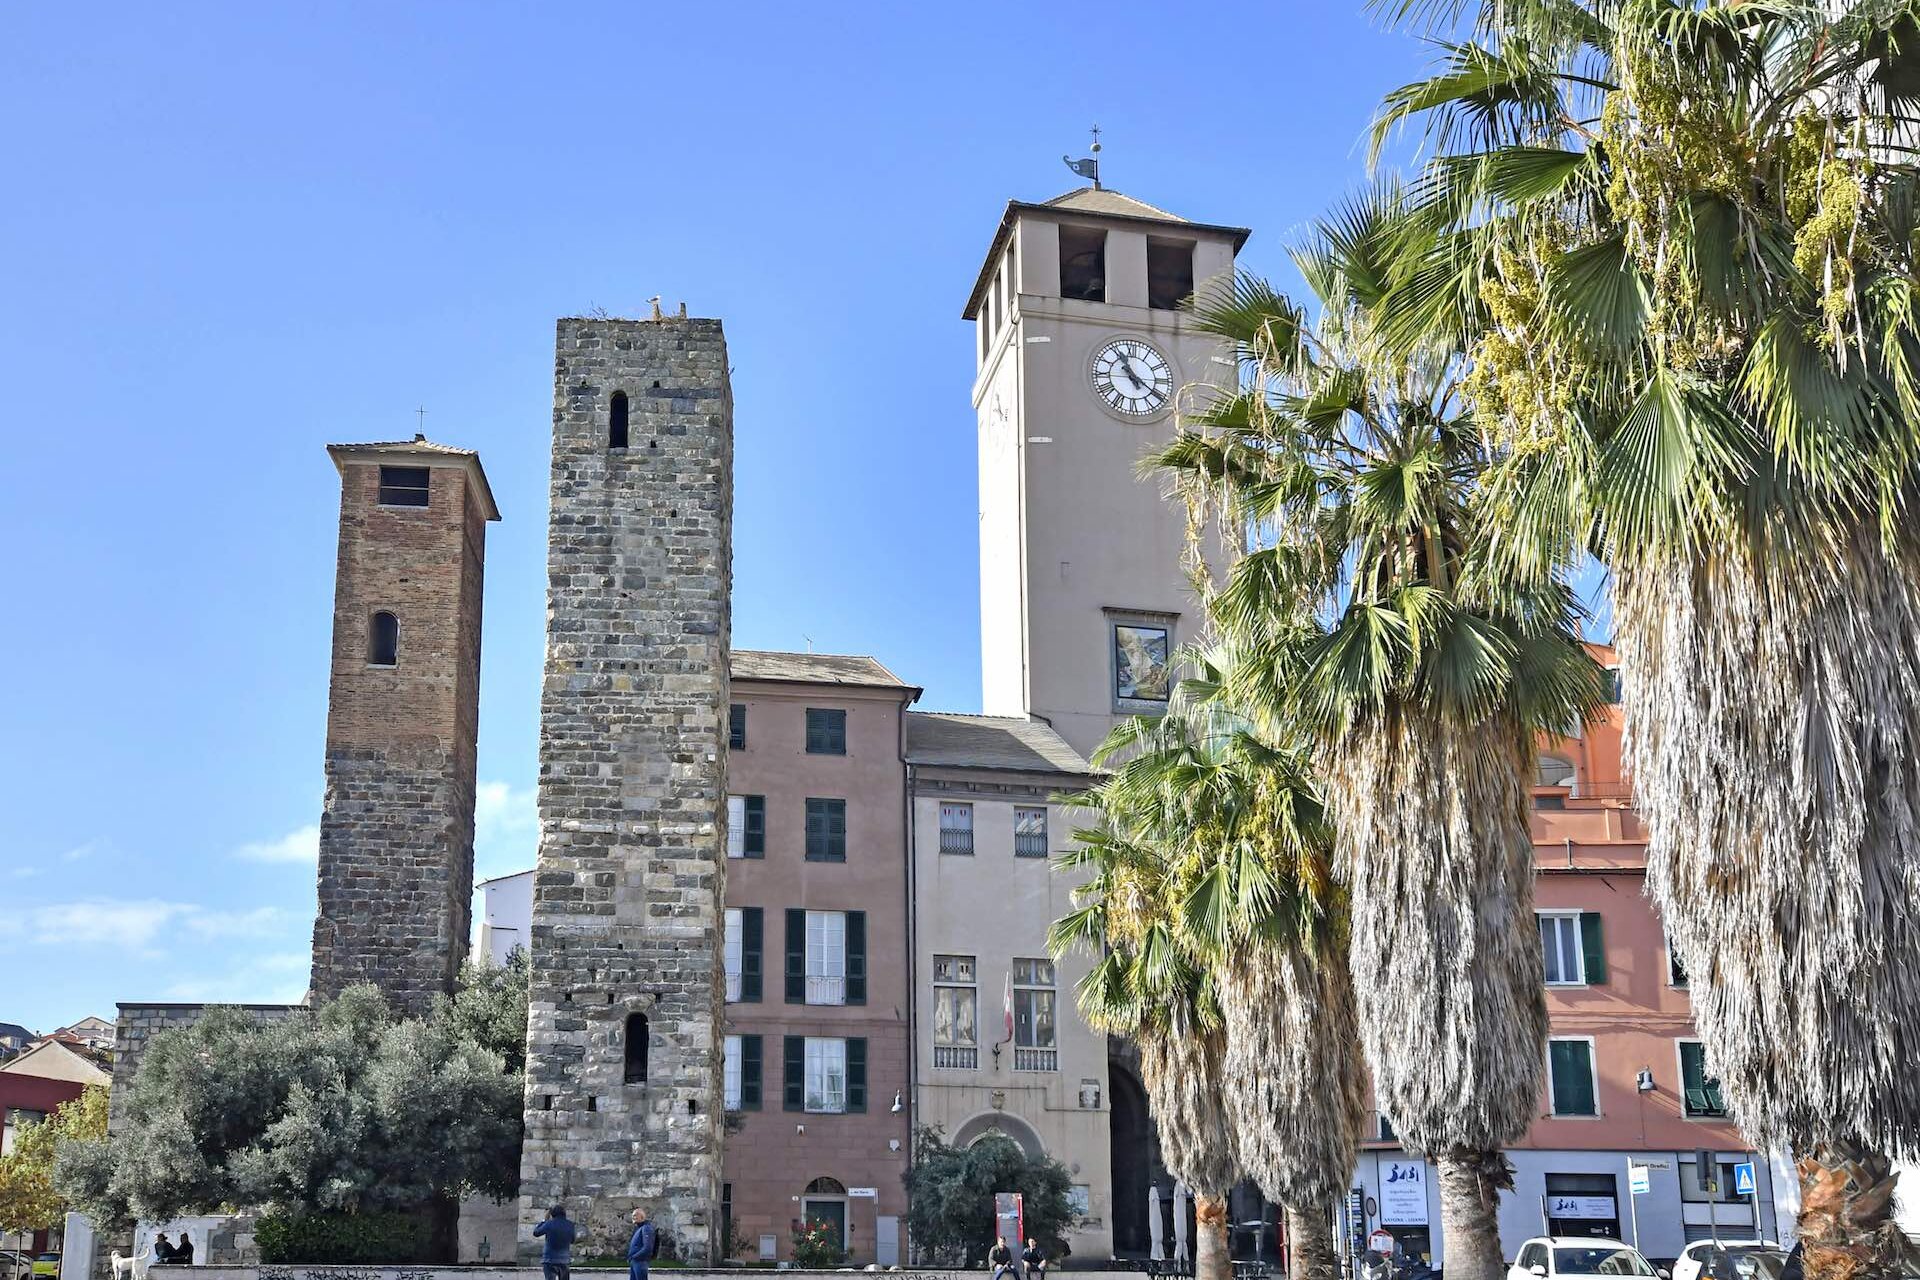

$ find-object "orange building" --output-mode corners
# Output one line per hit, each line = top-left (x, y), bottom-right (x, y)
(1349, 645), (1782, 1268)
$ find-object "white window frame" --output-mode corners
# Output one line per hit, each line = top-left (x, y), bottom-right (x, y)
(803, 1036), (848, 1114)
(727, 795), (747, 859)
(723, 1033), (743, 1111)
(933, 954), (979, 1068)
(1547, 1035), (1601, 1118)
(1538, 910), (1587, 987)
(940, 802), (975, 855)
(723, 908), (744, 1003)
(1012, 957), (1058, 1071)
(806, 910), (847, 1005)
(1014, 806), (1049, 858)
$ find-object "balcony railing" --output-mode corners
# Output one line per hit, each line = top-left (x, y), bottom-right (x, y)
(941, 829), (975, 855)
(934, 1045), (978, 1069)
(1013, 1046), (1058, 1072)
(725, 973), (742, 1002)
(806, 975), (846, 1005)
(1014, 833), (1049, 859)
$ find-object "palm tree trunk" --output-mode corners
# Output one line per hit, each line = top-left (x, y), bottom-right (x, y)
(1285, 1202), (1340, 1280)
(1436, 1152), (1508, 1280)
(1195, 1193), (1231, 1280)
(1795, 1141), (1916, 1280)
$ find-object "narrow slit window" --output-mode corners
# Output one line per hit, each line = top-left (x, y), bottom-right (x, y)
(368, 612), (399, 666)
(624, 1011), (649, 1085)
(610, 391), (630, 449)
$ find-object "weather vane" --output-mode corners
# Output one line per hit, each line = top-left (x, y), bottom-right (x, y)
(1063, 124), (1102, 190)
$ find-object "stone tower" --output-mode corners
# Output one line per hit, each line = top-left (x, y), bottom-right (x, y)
(519, 317), (733, 1260)
(310, 438), (498, 1015)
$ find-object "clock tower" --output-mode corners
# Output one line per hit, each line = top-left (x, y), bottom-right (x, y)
(965, 186), (1250, 758)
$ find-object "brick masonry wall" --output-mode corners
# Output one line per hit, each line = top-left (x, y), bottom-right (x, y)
(518, 317), (733, 1262)
(311, 460), (487, 1016)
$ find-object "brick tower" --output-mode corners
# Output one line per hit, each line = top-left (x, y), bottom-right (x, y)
(519, 317), (733, 1260)
(310, 437), (498, 1015)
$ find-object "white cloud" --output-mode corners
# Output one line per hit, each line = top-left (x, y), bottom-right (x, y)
(235, 824), (320, 864)
(60, 842), (95, 863)
(475, 780), (537, 843)
(8, 866), (40, 880)
(0, 900), (295, 952)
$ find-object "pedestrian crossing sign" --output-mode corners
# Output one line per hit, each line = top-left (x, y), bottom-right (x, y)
(1734, 1162), (1757, 1197)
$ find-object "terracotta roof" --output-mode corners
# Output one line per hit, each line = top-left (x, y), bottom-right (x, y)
(732, 651), (918, 695)
(326, 436), (501, 522)
(1042, 187), (1189, 221)
(905, 712), (1093, 775)
(964, 188), (1252, 320)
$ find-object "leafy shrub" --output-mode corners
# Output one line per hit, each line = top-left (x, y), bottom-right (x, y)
(789, 1221), (843, 1268)
(255, 1210), (432, 1264)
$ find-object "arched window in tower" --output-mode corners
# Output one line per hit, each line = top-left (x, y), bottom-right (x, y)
(368, 611), (399, 667)
(610, 391), (630, 449)
(624, 1011), (649, 1084)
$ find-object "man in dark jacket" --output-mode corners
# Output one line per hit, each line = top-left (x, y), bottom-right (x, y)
(533, 1205), (578, 1280)
(627, 1207), (657, 1280)
(1021, 1238), (1046, 1280)
(989, 1237), (1017, 1280)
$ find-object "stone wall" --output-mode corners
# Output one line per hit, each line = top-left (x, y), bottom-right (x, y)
(109, 1005), (300, 1131)
(518, 317), (733, 1261)
(311, 452), (490, 1016)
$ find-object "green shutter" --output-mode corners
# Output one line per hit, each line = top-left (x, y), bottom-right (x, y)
(741, 1035), (762, 1110)
(783, 1035), (804, 1111)
(744, 795), (765, 857)
(1681, 1042), (1727, 1117)
(847, 1037), (867, 1112)
(830, 800), (846, 859)
(1550, 1040), (1596, 1116)
(785, 908), (806, 1003)
(1580, 912), (1607, 984)
(740, 907), (763, 1003)
(847, 911), (867, 1005)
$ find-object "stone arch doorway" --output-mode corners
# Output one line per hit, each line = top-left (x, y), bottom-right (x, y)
(1108, 1050), (1163, 1257)
(802, 1176), (849, 1254)
(952, 1111), (1046, 1159)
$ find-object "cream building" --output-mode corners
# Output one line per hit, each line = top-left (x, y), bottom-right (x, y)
(904, 712), (1107, 1255)
(966, 185), (1248, 761)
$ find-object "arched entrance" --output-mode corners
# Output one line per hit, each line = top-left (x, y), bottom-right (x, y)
(1107, 1051), (1163, 1257)
(802, 1176), (848, 1255)
(953, 1111), (1046, 1159)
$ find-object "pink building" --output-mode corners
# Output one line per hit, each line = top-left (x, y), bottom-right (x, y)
(1352, 644), (1780, 1267)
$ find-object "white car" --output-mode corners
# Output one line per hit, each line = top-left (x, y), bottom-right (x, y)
(1510, 1237), (1669, 1280)
(1671, 1241), (1786, 1280)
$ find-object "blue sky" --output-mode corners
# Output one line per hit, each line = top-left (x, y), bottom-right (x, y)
(0, 3), (1443, 1031)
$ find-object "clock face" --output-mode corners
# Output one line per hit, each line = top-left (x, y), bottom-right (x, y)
(1091, 338), (1174, 417)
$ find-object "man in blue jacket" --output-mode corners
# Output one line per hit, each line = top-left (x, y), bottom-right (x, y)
(627, 1207), (657, 1280)
(533, 1205), (577, 1280)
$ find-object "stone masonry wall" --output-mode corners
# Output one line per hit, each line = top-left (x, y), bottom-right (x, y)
(311, 459), (486, 1016)
(518, 317), (733, 1261)
(110, 1004), (299, 1131)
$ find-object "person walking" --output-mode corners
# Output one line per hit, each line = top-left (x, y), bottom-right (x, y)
(988, 1237), (1017, 1280)
(627, 1207), (657, 1280)
(1021, 1238), (1046, 1280)
(533, 1205), (577, 1280)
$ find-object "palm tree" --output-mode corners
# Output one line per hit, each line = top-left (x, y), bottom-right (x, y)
(1371, 4), (1920, 1273)
(1151, 191), (1606, 1280)
(1052, 665), (1366, 1280)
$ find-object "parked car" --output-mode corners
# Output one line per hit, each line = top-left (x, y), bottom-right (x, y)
(1672, 1243), (1787, 1280)
(0, 1252), (33, 1280)
(1510, 1237), (1670, 1280)
(31, 1256), (58, 1277)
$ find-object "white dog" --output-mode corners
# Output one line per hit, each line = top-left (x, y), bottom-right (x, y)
(109, 1250), (149, 1280)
